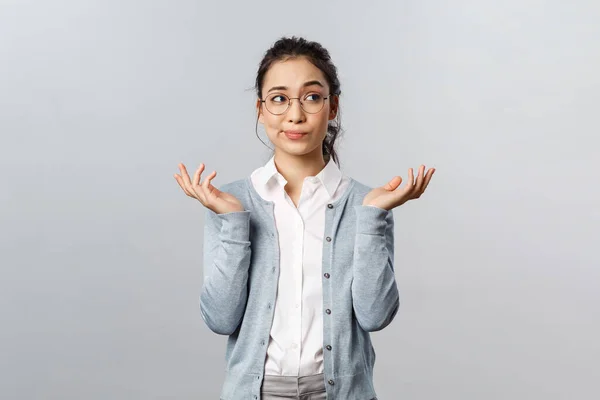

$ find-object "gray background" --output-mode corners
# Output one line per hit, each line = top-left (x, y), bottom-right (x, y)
(1, 0), (598, 399)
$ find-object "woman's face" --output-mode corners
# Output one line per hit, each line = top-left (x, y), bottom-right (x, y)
(257, 57), (338, 159)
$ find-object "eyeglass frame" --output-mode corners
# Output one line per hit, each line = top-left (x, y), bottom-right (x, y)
(259, 93), (336, 115)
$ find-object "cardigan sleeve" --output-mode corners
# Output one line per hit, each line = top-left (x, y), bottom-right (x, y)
(350, 205), (400, 332)
(199, 207), (252, 335)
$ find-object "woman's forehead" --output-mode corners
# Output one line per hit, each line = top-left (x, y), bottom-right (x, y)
(263, 57), (328, 90)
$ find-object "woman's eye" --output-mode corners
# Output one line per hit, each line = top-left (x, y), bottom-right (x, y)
(270, 95), (287, 103)
(305, 93), (322, 102)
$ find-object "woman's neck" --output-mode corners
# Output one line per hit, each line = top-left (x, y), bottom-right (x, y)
(273, 151), (328, 192)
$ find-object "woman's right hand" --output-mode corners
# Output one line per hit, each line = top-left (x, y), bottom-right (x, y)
(174, 163), (244, 214)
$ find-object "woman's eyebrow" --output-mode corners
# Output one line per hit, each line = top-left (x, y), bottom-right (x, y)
(267, 80), (324, 93)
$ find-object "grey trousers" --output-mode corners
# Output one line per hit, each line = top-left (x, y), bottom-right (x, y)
(260, 373), (327, 400)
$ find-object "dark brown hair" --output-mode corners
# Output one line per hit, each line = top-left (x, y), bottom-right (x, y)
(255, 36), (343, 166)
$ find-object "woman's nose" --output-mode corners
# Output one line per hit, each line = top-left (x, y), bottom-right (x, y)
(287, 98), (305, 123)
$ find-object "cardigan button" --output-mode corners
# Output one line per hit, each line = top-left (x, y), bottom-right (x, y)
(326, 236), (332, 242)
(328, 379), (335, 385)
(325, 309), (331, 314)
(327, 204), (333, 209)
(326, 345), (332, 351)
(324, 273), (330, 279)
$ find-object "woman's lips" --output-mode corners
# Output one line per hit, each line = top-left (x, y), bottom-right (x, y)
(284, 130), (307, 140)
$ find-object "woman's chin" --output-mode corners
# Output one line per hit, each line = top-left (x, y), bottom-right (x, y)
(277, 143), (322, 158)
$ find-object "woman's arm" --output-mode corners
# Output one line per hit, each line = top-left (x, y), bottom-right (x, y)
(350, 205), (399, 332)
(199, 208), (252, 335)
(352, 165), (435, 331)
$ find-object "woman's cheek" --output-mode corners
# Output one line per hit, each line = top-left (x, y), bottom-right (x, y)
(265, 122), (281, 142)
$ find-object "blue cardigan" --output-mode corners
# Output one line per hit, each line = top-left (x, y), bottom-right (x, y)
(200, 175), (399, 400)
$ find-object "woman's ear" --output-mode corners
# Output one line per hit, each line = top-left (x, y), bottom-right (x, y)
(256, 99), (264, 123)
(328, 95), (339, 121)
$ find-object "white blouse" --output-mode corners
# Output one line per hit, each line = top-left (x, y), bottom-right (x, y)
(250, 156), (351, 377)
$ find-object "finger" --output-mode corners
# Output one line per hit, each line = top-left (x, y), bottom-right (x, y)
(383, 176), (402, 191)
(174, 173), (194, 197)
(193, 163), (206, 187)
(179, 163), (193, 187)
(181, 163), (201, 198)
(203, 171), (217, 193)
(414, 165), (426, 193)
(201, 170), (217, 197)
(421, 168), (436, 192)
(404, 168), (415, 192)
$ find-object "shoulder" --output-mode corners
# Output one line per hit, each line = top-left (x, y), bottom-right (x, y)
(344, 177), (374, 202)
(347, 177), (374, 193)
(220, 177), (250, 197)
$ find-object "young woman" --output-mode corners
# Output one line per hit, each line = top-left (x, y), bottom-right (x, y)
(174, 37), (435, 400)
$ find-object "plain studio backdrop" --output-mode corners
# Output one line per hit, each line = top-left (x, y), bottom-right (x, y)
(1, 0), (598, 399)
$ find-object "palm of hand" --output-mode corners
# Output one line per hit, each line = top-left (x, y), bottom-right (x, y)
(363, 165), (435, 210)
(174, 163), (244, 214)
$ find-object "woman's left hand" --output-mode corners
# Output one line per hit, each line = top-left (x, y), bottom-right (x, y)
(362, 165), (436, 211)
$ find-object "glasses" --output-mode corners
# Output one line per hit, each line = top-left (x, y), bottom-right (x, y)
(260, 93), (332, 115)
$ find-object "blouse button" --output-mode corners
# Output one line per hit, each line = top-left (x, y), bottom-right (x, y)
(325, 309), (331, 314)
(327, 204), (333, 209)
(326, 345), (332, 351)
(326, 236), (332, 242)
(324, 273), (330, 279)
(328, 379), (335, 385)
